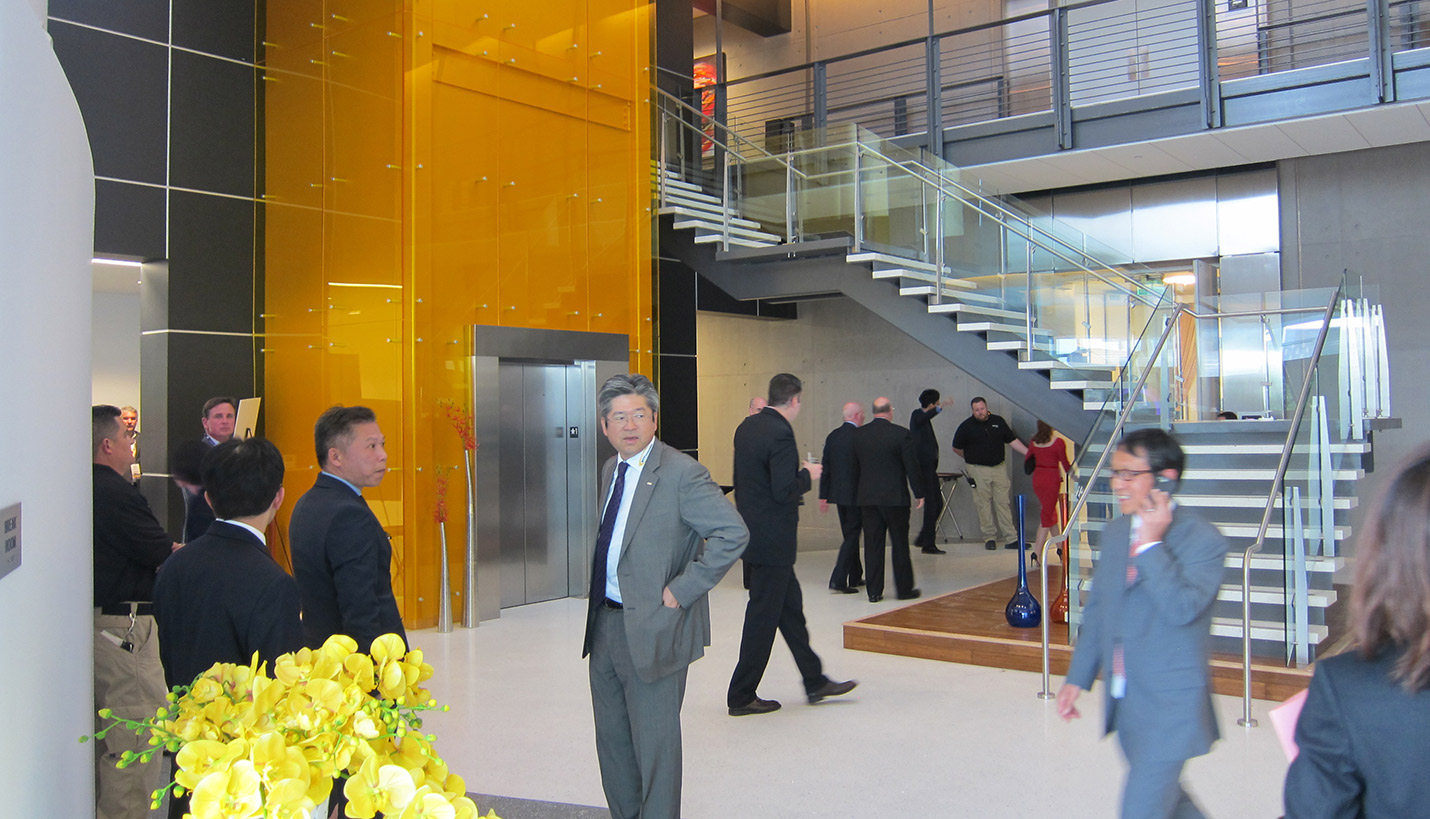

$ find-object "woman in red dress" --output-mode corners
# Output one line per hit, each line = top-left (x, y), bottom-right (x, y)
(1027, 419), (1072, 565)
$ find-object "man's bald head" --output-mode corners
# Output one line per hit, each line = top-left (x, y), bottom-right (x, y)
(871, 397), (893, 418)
(748, 396), (767, 416)
(842, 402), (863, 423)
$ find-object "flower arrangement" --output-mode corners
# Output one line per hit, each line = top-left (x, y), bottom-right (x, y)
(437, 400), (477, 452)
(87, 634), (498, 819)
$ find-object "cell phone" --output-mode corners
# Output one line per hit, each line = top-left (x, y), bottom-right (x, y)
(1154, 475), (1176, 497)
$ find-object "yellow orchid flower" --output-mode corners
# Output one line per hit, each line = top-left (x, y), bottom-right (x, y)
(261, 776), (312, 819)
(344, 756), (420, 818)
(173, 739), (233, 791)
(394, 787), (457, 819)
(189, 759), (263, 819)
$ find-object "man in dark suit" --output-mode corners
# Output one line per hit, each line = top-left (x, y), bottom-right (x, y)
(909, 388), (949, 554)
(91, 405), (180, 819)
(174, 396), (237, 543)
(290, 405), (406, 652)
(819, 401), (865, 593)
(1057, 429), (1229, 819)
(853, 397), (925, 603)
(153, 437), (303, 689)
(727, 373), (857, 717)
(582, 374), (748, 819)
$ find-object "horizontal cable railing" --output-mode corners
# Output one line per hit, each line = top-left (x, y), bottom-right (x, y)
(713, 0), (1412, 155)
(1389, 0), (1430, 51)
(1067, 0), (1202, 105)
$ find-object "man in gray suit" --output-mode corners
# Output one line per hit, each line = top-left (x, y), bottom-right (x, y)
(582, 374), (749, 819)
(1057, 428), (1230, 819)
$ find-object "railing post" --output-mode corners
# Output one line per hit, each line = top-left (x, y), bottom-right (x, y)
(1049, 8), (1073, 150)
(721, 150), (733, 252)
(934, 186), (946, 306)
(1196, 0), (1223, 129)
(852, 144), (863, 252)
(926, 35), (944, 159)
(1024, 226), (1034, 360)
(785, 150), (797, 243)
(1368, 0), (1394, 103)
(813, 62), (828, 135)
(658, 110), (669, 206)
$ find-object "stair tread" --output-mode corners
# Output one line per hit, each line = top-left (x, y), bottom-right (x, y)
(1081, 519), (1348, 539)
(692, 234), (778, 248)
(1082, 491), (1357, 509)
(658, 206), (762, 229)
(1209, 617), (1329, 642)
(871, 268), (977, 290)
(957, 321), (1055, 338)
(675, 219), (781, 241)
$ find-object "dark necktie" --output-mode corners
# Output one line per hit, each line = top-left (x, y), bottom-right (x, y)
(590, 461), (629, 601)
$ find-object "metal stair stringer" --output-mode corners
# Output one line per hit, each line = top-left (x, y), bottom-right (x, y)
(662, 216), (1094, 440)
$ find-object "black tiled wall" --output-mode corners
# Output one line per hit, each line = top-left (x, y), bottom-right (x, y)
(51, 1), (265, 535)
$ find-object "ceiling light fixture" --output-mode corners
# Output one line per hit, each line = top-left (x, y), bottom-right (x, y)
(92, 258), (143, 268)
(1162, 272), (1195, 286)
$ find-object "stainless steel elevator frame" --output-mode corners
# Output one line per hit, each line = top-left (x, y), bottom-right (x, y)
(470, 326), (629, 622)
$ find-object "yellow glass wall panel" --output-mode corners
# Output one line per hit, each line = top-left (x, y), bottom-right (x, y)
(268, 0), (650, 629)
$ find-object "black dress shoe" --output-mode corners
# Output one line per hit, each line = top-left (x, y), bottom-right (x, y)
(985, 539), (998, 550)
(729, 697), (781, 716)
(851, 577), (865, 587)
(868, 593), (883, 603)
(807, 679), (858, 704)
(829, 584), (858, 594)
(896, 588), (922, 601)
(921, 545), (947, 555)
(1004, 540), (1023, 550)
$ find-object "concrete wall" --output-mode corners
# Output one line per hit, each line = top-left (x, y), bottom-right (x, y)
(91, 291), (141, 409)
(0, 0), (99, 814)
(1280, 142), (1430, 533)
(697, 297), (1042, 544)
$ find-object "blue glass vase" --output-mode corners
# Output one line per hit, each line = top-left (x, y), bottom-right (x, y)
(1005, 494), (1042, 628)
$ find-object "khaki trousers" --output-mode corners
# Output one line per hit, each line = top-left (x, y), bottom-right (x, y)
(964, 461), (1017, 543)
(94, 610), (168, 819)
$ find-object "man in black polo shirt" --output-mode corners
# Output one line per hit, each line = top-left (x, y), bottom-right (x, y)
(950, 396), (1028, 551)
(92, 405), (180, 819)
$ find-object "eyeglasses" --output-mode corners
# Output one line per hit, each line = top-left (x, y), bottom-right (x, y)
(1109, 469), (1153, 481)
(607, 411), (649, 425)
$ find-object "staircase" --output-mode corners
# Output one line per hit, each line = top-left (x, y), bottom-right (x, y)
(654, 90), (1394, 668)
(1073, 419), (1368, 662)
(655, 162), (1119, 439)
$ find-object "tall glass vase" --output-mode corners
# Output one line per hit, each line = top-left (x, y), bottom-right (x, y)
(1005, 495), (1041, 628)
(461, 449), (479, 628)
(437, 521), (453, 632)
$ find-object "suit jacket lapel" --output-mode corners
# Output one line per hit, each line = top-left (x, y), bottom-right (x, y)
(618, 441), (663, 558)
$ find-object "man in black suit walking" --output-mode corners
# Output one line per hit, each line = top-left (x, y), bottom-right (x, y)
(819, 401), (865, 593)
(290, 405), (406, 652)
(853, 397), (925, 603)
(727, 374), (857, 716)
(909, 388), (950, 555)
(153, 436), (304, 688)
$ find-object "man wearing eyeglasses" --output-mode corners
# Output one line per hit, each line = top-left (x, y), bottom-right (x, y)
(582, 374), (748, 819)
(1056, 428), (1230, 819)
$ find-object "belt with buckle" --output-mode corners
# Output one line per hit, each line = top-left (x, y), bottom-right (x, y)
(98, 602), (154, 616)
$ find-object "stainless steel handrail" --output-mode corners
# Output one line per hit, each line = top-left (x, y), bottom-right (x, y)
(1236, 280), (1344, 728)
(1037, 303), (1185, 698)
(653, 87), (808, 179)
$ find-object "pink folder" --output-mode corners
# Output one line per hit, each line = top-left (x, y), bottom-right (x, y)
(1269, 687), (1309, 760)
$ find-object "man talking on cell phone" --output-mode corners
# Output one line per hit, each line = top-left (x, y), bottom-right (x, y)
(1056, 428), (1230, 819)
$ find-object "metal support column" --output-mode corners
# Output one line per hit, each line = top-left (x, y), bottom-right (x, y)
(1050, 9), (1073, 150)
(1195, 0), (1223, 128)
(1368, 0), (1394, 103)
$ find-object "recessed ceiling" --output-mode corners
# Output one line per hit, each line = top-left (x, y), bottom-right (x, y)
(963, 99), (1430, 195)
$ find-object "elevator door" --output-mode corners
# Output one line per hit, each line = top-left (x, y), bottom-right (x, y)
(498, 362), (579, 607)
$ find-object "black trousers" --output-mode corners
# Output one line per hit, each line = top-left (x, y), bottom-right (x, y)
(727, 562), (829, 707)
(862, 505), (915, 599)
(913, 464), (943, 547)
(828, 504), (864, 588)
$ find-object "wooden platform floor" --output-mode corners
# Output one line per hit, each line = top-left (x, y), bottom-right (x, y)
(844, 569), (1313, 701)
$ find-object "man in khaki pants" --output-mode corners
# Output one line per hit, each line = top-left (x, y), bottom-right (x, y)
(92, 405), (180, 818)
(951, 397), (1028, 551)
